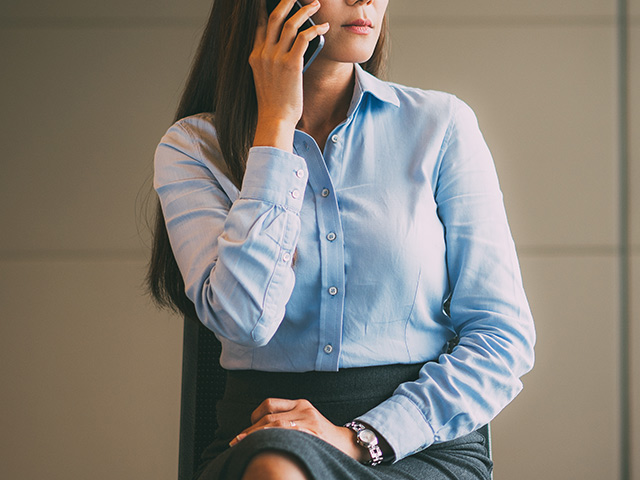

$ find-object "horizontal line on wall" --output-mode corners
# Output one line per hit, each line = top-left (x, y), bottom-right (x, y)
(0, 17), (205, 29)
(517, 245), (640, 256)
(389, 14), (617, 28)
(0, 249), (148, 262)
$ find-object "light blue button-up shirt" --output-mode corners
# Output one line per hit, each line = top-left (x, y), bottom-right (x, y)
(154, 64), (535, 461)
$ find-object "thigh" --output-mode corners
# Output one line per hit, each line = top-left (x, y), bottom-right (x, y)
(392, 431), (493, 480)
(195, 429), (492, 480)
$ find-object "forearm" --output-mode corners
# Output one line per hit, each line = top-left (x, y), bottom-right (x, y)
(253, 117), (297, 152)
(155, 123), (308, 346)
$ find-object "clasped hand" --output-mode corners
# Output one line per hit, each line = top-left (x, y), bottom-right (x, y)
(229, 398), (368, 463)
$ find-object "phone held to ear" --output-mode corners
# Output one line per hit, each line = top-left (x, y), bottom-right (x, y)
(266, 0), (325, 72)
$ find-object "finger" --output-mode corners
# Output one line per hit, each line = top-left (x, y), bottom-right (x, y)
(230, 414), (298, 447)
(287, 0), (322, 31)
(275, 0), (322, 52)
(253, 0), (269, 48)
(250, 398), (299, 424)
(229, 419), (304, 447)
(229, 432), (247, 447)
(257, 0), (268, 26)
(251, 416), (299, 431)
(289, 21), (330, 59)
(265, 0), (299, 45)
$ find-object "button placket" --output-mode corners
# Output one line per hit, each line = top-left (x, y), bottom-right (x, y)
(297, 130), (343, 371)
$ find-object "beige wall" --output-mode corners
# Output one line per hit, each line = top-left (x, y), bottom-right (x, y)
(0, 1), (637, 479)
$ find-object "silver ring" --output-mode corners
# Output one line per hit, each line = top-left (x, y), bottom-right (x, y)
(290, 421), (297, 427)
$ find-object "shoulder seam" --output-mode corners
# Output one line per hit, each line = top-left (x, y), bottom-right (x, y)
(179, 120), (205, 164)
(434, 96), (459, 188)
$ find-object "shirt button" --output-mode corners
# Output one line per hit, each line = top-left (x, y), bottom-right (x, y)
(323, 344), (333, 354)
(291, 189), (300, 199)
(282, 252), (291, 262)
(328, 286), (338, 296)
(303, 141), (309, 151)
(326, 232), (337, 242)
(331, 134), (339, 144)
(296, 169), (305, 179)
(321, 188), (330, 197)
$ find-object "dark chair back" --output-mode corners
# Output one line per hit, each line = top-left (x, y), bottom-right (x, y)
(478, 423), (493, 478)
(178, 318), (227, 480)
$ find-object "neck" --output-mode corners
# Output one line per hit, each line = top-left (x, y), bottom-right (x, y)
(298, 62), (356, 149)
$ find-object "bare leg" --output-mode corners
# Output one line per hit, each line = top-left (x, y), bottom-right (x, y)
(241, 451), (311, 480)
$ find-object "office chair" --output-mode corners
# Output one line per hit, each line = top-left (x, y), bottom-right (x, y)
(178, 317), (226, 480)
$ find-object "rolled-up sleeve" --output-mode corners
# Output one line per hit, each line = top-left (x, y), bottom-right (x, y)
(154, 121), (308, 346)
(358, 98), (536, 461)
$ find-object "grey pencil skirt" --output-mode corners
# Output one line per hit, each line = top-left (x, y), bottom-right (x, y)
(194, 363), (493, 480)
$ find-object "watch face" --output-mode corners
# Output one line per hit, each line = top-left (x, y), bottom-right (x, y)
(358, 429), (378, 447)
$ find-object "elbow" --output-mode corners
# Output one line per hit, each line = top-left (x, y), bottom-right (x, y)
(521, 317), (536, 374)
(188, 266), (292, 348)
(465, 309), (536, 378)
(509, 309), (536, 377)
(194, 294), (282, 348)
(496, 303), (537, 377)
(197, 309), (279, 348)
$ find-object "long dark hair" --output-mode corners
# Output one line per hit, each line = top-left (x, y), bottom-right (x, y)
(147, 0), (390, 319)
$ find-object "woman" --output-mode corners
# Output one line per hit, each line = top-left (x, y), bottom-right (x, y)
(148, 0), (536, 478)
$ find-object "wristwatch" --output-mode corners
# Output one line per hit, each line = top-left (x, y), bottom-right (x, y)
(344, 421), (384, 466)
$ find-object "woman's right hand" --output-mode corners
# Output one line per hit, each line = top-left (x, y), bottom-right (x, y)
(250, 0), (330, 152)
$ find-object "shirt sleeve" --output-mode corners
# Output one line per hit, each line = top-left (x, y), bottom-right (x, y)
(154, 120), (308, 346)
(357, 98), (536, 461)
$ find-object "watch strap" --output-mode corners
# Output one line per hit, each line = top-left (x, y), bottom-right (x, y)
(344, 421), (384, 466)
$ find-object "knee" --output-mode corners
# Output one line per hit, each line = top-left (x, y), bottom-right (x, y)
(242, 451), (310, 480)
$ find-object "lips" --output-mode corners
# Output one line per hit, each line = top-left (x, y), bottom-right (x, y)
(342, 18), (374, 34)
(344, 18), (373, 28)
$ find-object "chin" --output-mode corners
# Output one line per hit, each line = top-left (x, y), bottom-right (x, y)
(325, 47), (377, 66)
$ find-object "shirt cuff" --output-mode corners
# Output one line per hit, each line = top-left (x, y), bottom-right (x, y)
(356, 394), (435, 462)
(240, 147), (308, 212)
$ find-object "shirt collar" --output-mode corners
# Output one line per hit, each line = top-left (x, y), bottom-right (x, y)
(347, 63), (400, 117)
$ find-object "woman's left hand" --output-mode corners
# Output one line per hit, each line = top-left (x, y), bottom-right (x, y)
(229, 398), (368, 462)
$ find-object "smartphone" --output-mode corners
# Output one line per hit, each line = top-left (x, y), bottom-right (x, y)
(265, 0), (325, 72)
